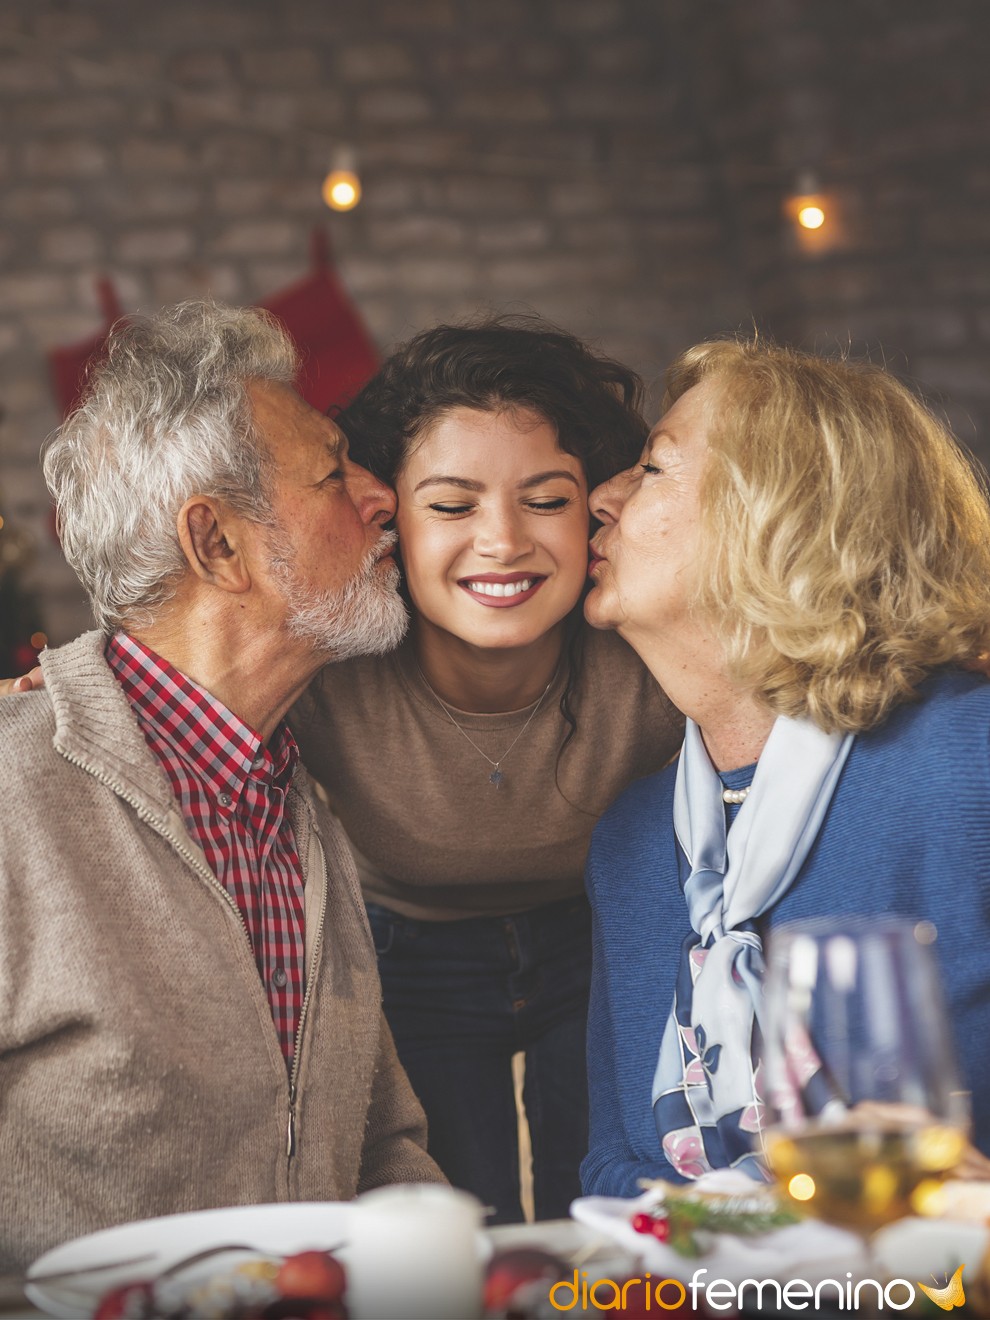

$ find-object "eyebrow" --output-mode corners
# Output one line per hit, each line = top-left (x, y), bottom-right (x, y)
(520, 469), (582, 490)
(413, 469), (582, 494)
(648, 428), (676, 446)
(305, 435), (344, 486)
(413, 475), (482, 493)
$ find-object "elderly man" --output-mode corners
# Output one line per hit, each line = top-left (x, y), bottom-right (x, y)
(0, 301), (442, 1271)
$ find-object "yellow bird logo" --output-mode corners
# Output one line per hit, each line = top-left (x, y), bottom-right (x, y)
(917, 1263), (966, 1311)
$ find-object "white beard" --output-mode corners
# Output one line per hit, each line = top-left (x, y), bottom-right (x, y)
(268, 528), (408, 661)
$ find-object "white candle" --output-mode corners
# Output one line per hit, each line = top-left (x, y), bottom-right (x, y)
(345, 1184), (485, 1320)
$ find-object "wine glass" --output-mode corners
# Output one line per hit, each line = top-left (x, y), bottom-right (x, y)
(761, 916), (970, 1231)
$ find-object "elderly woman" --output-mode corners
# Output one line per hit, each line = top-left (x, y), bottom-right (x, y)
(581, 338), (990, 1197)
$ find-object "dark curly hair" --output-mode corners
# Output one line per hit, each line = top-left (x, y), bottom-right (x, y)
(333, 316), (648, 797)
(333, 315), (648, 492)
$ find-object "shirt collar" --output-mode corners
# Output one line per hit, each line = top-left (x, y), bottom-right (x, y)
(106, 632), (299, 811)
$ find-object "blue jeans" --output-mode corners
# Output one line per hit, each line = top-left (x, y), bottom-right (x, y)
(366, 895), (592, 1225)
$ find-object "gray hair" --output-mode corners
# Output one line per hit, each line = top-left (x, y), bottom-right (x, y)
(43, 300), (298, 631)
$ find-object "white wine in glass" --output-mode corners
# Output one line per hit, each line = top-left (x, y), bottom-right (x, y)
(762, 917), (970, 1231)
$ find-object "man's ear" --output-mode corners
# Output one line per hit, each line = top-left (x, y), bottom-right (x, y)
(176, 496), (253, 594)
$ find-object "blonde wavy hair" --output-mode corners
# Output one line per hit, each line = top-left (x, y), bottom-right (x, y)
(665, 338), (990, 733)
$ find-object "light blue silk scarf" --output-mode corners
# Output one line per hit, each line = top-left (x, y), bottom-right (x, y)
(652, 715), (854, 1178)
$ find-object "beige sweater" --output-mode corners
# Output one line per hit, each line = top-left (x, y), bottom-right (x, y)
(0, 633), (442, 1272)
(292, 628), (684, 919)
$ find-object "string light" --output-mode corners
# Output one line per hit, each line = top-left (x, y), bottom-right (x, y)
(786, 171), (828, 232)
(322, 147), (362, 212)
(797, 203), (825, 230)
(784, 171), (842, 253)
(787, 1173), (816, 1202)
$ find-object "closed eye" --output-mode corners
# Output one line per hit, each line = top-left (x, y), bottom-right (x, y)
(429, 495), (573, 515)
(639, 462), (662, 475)
(429, 502), (473, 515)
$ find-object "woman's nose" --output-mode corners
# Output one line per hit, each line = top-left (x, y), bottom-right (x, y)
(589, 471), (627, 525)
(475, 508), (534, 561)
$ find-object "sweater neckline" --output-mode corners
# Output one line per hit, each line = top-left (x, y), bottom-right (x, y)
(718, 761), (757, 792)
(392, 635), (568, 732)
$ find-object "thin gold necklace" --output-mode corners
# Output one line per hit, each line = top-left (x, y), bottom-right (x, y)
(414, 662), (558, 789)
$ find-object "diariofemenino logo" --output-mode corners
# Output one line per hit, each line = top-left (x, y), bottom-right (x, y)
(547, 1263), (966, 1312)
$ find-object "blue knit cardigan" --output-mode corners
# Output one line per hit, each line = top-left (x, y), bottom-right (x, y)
(581, 669), (990, 1198)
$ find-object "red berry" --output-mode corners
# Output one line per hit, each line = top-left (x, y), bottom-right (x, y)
(93, 1281), (155, 1320)
(630, 1212), (655, 1235)
(483, 1247), (567, 1311)
(275, 1309), (344, 1320)
(275, 1250), (346, 1303)
(650, 1216), (671, 1242)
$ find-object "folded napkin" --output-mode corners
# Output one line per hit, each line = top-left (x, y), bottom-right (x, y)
(570, 1170), (867, 1285)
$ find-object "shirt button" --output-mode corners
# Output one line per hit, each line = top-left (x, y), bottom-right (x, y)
(271, 967), (288, 989)
(217, 792), (232, 808)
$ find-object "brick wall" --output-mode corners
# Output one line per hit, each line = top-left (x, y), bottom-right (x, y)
(1, 0), (987, 642)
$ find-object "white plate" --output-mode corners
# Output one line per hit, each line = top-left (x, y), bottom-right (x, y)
(872, 1216), (989, 1287)
(26, 1202), (350, 1318)
(936, 1178), (990, 1223)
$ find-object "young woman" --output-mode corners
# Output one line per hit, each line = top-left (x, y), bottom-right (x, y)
(290, 319), (684, 1222)
(5, 318), (684, 1222)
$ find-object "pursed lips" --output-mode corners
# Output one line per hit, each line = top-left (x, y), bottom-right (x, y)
(373, 531), (399, 562)
(458, 572), (547, 607)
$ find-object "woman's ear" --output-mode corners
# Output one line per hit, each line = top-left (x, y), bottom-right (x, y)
(176, 496), (253, 594)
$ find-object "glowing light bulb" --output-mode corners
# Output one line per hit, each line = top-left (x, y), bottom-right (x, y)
(911, 1179), (946, 1218)
(785, 172), (837, 248)
(797, 204), (825, 230)
(323, 170), (361, 211)
(788, 1173), (816, 1202)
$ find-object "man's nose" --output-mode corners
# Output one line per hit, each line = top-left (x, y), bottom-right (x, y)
(350, 459), (397, 525)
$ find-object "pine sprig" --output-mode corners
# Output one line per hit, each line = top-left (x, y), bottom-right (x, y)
(635, 1185), (801, 1257)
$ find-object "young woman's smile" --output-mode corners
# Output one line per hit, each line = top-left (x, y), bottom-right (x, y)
(459, 571), (546, 605)
(394, 405), (590, 654)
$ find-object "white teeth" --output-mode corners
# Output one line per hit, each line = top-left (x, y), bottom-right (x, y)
(466, 578), (536, 597)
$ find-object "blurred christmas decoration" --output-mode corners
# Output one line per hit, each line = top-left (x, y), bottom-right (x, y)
(46, 232), (377, 420)
(0, 479), (47, 677)
(48, 277), (124, 418)
(259, 228), (379, 412)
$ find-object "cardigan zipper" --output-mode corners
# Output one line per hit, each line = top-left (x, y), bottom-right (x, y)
(286, 817), (329, 1165)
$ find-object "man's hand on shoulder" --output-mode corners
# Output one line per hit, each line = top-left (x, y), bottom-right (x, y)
(0, 667), (44, 697)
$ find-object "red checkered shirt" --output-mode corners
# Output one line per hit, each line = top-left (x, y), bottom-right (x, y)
(106, 632), (306, 1068)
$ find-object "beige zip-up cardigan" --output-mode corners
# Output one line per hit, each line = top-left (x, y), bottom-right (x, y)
(0, 632), (442, 1271)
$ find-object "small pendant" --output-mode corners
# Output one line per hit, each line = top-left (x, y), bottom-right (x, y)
(489, 769), (504, 789)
